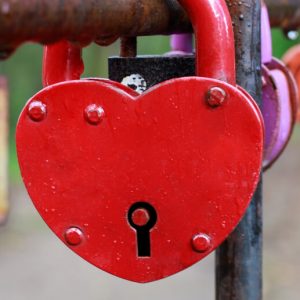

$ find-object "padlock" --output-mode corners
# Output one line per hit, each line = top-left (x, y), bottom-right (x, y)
(166, 34), (193, 56)
(261, 1), (299, 170)
(282, 44), (300, 121)
(109, 44), (195, 94)
(16, 0), (263, 283)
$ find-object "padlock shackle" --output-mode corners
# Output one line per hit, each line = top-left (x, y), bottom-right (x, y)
(43, 41), (84, 87)
(179, 0), (236, 85)
(44, 0), (236, 86)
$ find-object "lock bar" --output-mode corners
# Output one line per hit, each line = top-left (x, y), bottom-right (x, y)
(216, 1), (263, 300)
(0, 0), (299, 59)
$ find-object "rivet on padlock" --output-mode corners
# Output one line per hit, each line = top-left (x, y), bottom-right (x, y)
(27, 101), (47, 122)
(65, 227), (85, 246)
(206, 87), (227, 107)
(192, 233), (212, 253)
(84, 104), (105, 125)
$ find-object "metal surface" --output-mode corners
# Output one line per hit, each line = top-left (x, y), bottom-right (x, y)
(43, 41), (83, 87)
(0, 0), (299, 58)
(0, 77), (8, 225)
(17, 0), (264, 283)
(216, 0), (263, 299)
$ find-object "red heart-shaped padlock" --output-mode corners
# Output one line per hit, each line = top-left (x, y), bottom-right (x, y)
(17, 77), (263, 283)
(16, 0), (263, 283)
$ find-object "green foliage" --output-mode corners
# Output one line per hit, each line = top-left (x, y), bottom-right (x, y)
(272, 29), (300, 58)
(0, 44), (43, 181)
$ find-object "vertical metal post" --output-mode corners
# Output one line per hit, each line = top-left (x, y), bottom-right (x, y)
(216, 1), (263, 299)
(0, 77), (8, 224)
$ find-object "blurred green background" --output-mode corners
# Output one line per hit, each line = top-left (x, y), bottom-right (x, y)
(0, 29), (299, 182)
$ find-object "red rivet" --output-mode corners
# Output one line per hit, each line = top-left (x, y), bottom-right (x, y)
(131, 208), (150, 227)
(28, 101), (47, 121)
(85, 104), (105, 125)
(206, 87), (227, 107)
(192, 233), (211, 253)
(64, 227), (84, 246)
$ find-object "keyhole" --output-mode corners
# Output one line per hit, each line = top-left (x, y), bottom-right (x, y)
(128, 202), (157, 257)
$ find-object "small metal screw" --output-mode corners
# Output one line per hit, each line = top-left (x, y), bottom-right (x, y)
(64, 227), (84, 246)
(28, 101), (47, 121)
(206, 87), (227, 107)
(85, 104), (105, 125)
(192, 233), (211, 253)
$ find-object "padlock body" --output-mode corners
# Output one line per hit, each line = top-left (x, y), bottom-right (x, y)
(17, 79), (263, 283)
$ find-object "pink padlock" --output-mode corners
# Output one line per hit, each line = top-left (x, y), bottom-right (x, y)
(167, 34), (193, 56)
(261, 0), (298, 170)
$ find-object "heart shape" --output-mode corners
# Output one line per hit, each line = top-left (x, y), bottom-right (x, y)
(17, 78), (263, 283)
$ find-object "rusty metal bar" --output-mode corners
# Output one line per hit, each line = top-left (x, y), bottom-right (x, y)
(0, 0), (299, 59)
(216, 1), (263, 299)
(0, 77), (8, 225)
(0, 0), (191, 59)
(265, 0), (300, 30)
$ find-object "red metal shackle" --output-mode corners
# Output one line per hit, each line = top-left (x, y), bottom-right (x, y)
(43, 0), (236, 87)
(43, 41), (84, 87)
(178, 0), (236, 84)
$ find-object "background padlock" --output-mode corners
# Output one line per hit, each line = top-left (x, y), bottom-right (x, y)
(282, 44), (300, 121)
(17, 0), (263, 283)
(261, 1), (298, 170)
(109, 48), (194, 94)
(166, 34), (194, 56)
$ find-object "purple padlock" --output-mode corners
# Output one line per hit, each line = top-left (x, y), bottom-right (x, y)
(165, 34), (193, 56)
(261, 1), (298, 170)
